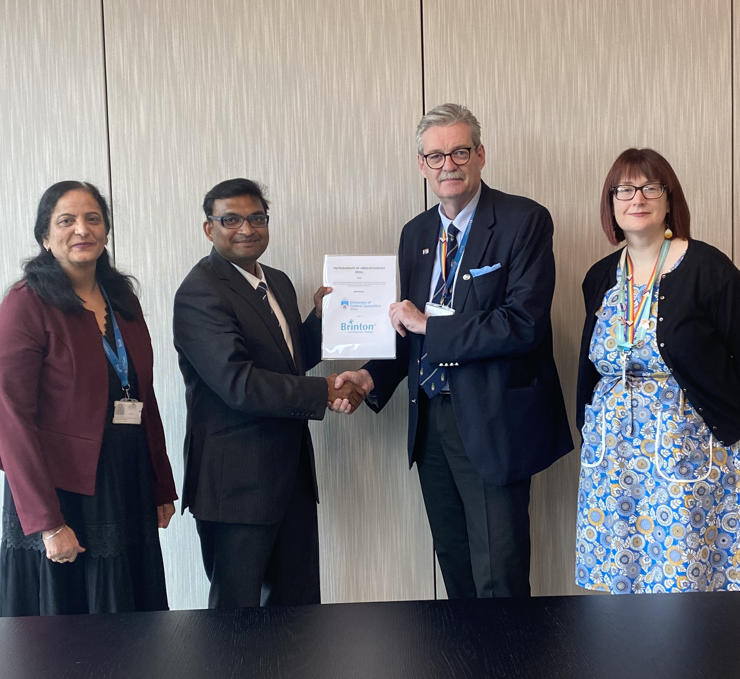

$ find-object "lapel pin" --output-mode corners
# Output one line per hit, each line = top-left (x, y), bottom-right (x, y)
(422, 248), (430, 255)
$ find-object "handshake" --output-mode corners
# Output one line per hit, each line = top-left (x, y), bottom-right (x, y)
(325, 369), (375, 415)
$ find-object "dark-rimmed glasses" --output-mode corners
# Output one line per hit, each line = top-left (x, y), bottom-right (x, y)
(208, 213), (270, 229)
(421, 147), (473, 170)
(611, 183), (666, 201)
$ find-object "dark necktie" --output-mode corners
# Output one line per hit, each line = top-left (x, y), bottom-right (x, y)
(420, 223), (459, 397)
(256, 281), (278, 323)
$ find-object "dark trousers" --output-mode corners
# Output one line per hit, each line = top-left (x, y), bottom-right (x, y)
(416, 393), (531, 598)
(195, 447), (320, 609)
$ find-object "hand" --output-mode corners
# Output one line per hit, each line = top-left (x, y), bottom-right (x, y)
(42, 524), (86, 564)
(334, 369), (374, 394)
(157, 502), (176, 528)
(313, 286), (333, 318)
(327, 373), (366, 413)
(329, 369), (374, 412)
(389, 300), (427, 337)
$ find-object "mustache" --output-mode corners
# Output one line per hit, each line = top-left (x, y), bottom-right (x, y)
(438, 170), (464, 180)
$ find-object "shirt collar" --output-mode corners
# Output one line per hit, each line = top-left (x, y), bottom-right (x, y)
(231, 261), (266, 290)
(437, 182), (482, 237)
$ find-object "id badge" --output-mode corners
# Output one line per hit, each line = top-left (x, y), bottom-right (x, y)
(425, 302), (455, 317)
(113, 399), (143, 425)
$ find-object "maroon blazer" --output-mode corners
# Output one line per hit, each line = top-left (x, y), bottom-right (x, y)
(0, 281), (177, 535)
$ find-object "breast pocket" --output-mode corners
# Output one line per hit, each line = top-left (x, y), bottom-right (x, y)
(469, 264), (505, 307)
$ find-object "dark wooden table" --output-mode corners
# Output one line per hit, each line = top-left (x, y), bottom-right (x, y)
(2, 593), (739, 678)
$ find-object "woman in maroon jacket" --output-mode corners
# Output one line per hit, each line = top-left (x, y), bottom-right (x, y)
(0, 181), (177, 615)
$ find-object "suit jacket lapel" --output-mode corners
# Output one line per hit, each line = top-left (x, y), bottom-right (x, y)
(410, 213), (441, 309)
(208, 249), (298, 373)
(453, 183), (496, 310)
(263, 268), (300, 374)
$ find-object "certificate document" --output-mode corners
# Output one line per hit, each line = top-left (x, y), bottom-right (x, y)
(322, 255), (397, 359)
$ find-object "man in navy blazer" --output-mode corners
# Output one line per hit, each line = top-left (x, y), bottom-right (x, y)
(336, 104), (572, 598)
(173, 178), (363, 609)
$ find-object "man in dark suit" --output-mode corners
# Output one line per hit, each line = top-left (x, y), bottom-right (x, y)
(173, 178), (363, 609)
(336, 104), (572, 598)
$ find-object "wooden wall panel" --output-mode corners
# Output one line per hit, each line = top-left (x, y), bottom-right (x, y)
(0, 0), (109, 291)
(422, 0), (732, 595)
(103, 0), (429, 607)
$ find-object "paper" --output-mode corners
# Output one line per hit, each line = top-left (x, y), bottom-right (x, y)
(322, 255), (397, 359)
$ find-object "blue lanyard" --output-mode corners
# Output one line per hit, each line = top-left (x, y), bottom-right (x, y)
(100, 286), (130, 396)
(438, 211), (475, 302)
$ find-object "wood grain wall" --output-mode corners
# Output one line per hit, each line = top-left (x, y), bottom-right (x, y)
(1, 0), (736, 608)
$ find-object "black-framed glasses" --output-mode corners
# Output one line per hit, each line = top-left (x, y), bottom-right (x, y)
(208, 212), (270, 229)
(611, 183), (666, 201)
(422, 147), (473, 170)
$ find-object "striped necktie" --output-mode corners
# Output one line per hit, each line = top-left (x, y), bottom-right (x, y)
(256, 281), (278, 323)
(419, 223), (458, 398)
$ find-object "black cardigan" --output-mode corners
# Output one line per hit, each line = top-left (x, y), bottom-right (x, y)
(576, 239), (740, 446)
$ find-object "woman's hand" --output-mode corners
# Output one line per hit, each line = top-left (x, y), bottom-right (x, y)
(157, 502), (175, 528)
(42, 524), (86, 564)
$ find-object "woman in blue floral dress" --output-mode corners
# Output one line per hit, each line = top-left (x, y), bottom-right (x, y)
(575, 149), (740, 593)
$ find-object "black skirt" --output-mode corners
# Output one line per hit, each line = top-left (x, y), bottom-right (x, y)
(0, 321), (168, 616)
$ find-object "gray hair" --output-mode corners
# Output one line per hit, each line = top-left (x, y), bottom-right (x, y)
(415, 103), (482, 154)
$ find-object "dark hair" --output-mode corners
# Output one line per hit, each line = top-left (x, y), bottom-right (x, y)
(23, 181), (139, 318)
(600, 148), (691, 245)
(202, 178), (270, 217)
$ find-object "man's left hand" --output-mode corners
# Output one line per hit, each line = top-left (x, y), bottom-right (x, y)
(313, 286), (333, 318)
(389, 300), (427, 337)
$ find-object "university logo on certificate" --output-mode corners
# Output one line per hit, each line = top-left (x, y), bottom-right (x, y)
(321, 255), (397, 360)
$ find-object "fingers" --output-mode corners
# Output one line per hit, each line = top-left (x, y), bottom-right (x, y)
(335, 370), (374, 394)
(389, 300), (426, 336)
(43, 525), (86, 563)
(389, 301), (408, 337)
(313, 286), (333, 318)
(328, 397), (352, 413)
(157, 502), (176, 528)
(390, 314), (407, 337)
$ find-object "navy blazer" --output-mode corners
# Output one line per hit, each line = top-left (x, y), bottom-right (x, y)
(366, 182), (573, 484)
(173, 249), (328, 525)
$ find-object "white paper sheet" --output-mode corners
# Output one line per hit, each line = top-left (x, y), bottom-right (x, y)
(321, 255), (397, 360)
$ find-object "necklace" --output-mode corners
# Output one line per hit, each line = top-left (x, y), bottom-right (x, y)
(616, 239), (671, 382)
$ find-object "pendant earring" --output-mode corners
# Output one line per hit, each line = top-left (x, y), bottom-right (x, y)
(664, 215), (672, 240)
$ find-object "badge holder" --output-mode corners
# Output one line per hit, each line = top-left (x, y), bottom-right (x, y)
(113, 387), (143, 425)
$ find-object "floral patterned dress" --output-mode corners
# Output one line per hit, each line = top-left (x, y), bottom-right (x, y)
(576, 265), (740, 593)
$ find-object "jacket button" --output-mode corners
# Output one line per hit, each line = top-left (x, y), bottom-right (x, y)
(658, 317), (663, 322)
(659, 295), (665, 300)
(659, 342), (665, 348)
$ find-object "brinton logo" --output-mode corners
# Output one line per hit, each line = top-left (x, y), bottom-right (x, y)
(340, 320), (375, 333)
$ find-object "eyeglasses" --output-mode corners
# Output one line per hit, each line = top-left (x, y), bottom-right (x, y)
(208, 212), (270, 229)
(611, 183), (666, 201)
(421, 147), (473, 170)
